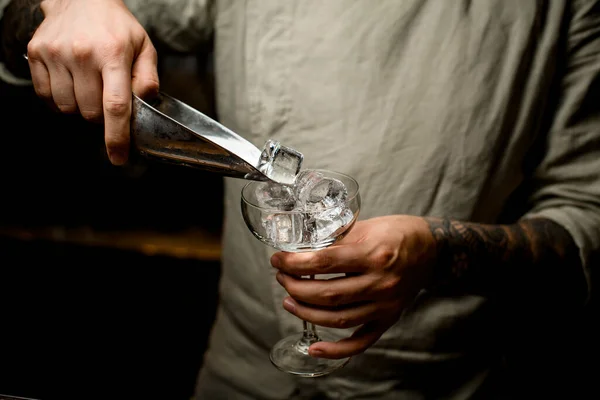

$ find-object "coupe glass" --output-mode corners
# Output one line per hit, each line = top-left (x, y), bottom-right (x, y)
(241, 169), (361, 377)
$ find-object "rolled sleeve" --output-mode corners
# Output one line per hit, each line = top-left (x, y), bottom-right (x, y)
(0, 0), (32, 85)
(522, 0), (600, 303)
(0, 0), (214, 85)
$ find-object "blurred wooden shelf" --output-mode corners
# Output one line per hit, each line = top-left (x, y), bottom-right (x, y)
(0, 225), (221, 261)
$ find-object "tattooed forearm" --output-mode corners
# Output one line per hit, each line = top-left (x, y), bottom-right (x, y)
(0, 0), (44, 78)
(425, 217), (584, 294)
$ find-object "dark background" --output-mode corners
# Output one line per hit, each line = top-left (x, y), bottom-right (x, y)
(0, 48), (222, 400)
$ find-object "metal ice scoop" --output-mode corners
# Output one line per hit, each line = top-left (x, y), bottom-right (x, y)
(131, 92), (270, 181)
(23, 53), (289, 181)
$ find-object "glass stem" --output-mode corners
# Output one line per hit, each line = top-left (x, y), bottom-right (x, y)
(295, 275), (320, 354)
(302, 320), (319, 341)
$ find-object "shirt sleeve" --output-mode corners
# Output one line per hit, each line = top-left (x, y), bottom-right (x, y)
(0, 0), (214, 86)
(0, 0), (32, 85)
(124, 0), (215, 53)
(521, 0), (600, 304)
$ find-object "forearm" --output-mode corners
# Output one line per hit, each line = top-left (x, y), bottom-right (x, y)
(426, 217), (586, 300)
(0, 0), (43, 78)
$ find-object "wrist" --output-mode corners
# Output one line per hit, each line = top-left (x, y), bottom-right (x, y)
(424, 217), (455, 287)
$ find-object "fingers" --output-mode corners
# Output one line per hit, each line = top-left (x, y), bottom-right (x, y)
(282, 295), (401, 330)
(27, 53), (58, 112)
(276, 271), (393, 306)
(24, 0), (159, 167)
(271, 242), (370, 276)
(102, 61), (133, 165)
(73, 68), (104, 123)
(71, 44), (104, 123)
(101, 39), (159, 165)
(46, 61), (78, 114)
(28, 48), (133, 165)
(308, 319), (394, 360)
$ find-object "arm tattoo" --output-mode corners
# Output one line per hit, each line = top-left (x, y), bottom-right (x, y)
(0, 0), (44, 78)
(426, 217), (585, 297)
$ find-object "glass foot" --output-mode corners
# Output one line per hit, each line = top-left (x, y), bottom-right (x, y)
(269, 331), (350, 377)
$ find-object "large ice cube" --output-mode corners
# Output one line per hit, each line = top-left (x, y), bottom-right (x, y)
(258, 139), (304, 185)
(311, 206), (354, 242)
(294, 170), (323, 207)
(294, 169), (323, 195)
(263, 213), (304, 244)
(254, 181), (296, 211)
(295, 171), (348, 211)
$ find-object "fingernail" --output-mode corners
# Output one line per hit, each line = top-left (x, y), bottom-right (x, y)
(283, 298), (296, 313)
(271, 254), (281, 268)
(109, 150), (128, 166)
(309, 348), (323, 357)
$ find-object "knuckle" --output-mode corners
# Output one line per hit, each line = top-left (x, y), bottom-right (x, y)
(309, 253), (333, 273)
(46, 41), (62, 60)
(26, 41), (42, 59)
(102, 38), (127, 59)
(103, 97), (129, 117)
(332, 315), (352, 329)
(71, 40), (94, 61)
(321, 288), (344, 307)
(371, 246), (397, 268)
(378, 275), (402, 296)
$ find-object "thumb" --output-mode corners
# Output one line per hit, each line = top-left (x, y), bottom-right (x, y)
(131, 39), (159, 100)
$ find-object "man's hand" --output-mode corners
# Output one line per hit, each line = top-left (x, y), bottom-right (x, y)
(270, 214), (585, 360)
(270, 215), (437, 360)
(26, 0), (159, 165)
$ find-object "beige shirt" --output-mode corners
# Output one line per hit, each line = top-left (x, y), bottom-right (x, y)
(4, 0), (599, 398)
(136, 1), (600, 399)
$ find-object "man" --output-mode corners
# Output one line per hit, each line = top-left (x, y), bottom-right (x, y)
(1, 0), (598, 398)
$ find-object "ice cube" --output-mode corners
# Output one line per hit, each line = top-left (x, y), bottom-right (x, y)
(312, 206), (354, 242)
(294, 169), (324, 188)
(254, 181), (296, 211)
(294, 169), (324, 193)
(294, 169), (324, 204)
(263, 213), (304, 244)
(258, 139), (304, 185)
(298, 174), (348, 212)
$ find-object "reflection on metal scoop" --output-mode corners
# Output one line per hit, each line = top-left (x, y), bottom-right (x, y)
(131, 92), (269, 181)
